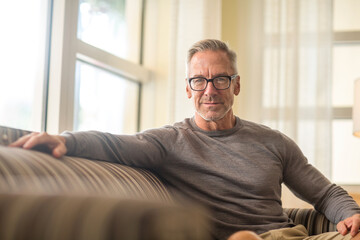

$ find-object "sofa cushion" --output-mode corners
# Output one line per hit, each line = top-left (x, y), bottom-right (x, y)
(0, 146), (173, 202)
(284, 208), (336, 235)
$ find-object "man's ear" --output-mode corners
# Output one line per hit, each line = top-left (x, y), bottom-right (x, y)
(234, 75), (240, 96)
(185, 79), (192, 98)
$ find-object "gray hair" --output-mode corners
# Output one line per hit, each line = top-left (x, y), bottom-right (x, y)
(186, 39), (238, 77)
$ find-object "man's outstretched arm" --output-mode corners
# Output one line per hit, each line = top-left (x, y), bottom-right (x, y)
(10, 129), (171, 169)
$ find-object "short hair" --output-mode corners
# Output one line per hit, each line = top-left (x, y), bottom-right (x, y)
(186, 39), (238, 77)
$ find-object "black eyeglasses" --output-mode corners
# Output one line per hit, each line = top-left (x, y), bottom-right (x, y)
(188, 74), (238, 91)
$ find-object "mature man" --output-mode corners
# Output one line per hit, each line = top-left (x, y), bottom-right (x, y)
(11, 39), (360, 240)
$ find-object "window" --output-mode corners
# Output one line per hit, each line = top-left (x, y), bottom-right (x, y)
(73, 0), (144, 134)
(0, 0), (148, 135)
(331, 0), (360, 184)
(74, 61), (140, 134)
(0, 0), (52, 131)
(77, 0), (141, 63)
(46, 0), (149, 134)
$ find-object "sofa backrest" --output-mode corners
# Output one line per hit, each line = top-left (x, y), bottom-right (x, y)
(0, 145), (174, 202)
(0, 125), (173, 201)
(0, 125), (32, 146)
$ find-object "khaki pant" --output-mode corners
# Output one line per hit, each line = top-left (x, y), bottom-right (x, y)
(260, 225), (353, 240)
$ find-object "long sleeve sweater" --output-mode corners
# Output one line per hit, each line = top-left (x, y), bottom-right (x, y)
(62, 117), (360, 240)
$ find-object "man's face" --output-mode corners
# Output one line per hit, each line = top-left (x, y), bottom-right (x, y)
(186, 50), (240, 122)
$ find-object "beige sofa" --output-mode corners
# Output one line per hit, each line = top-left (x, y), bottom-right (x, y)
(0, 125), (336, 240)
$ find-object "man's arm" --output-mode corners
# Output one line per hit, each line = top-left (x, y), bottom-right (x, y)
(280, 133), (360, 236)
(9, 128), (173, 169)
(9, 132), (67, 158)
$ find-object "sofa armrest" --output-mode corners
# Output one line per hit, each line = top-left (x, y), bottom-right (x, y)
(284, 208), (337, 235)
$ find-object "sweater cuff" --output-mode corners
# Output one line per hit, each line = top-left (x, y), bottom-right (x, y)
(60, 131), (77, 156)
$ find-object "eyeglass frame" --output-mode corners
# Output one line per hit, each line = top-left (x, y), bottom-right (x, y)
(187, 74), (238, 91)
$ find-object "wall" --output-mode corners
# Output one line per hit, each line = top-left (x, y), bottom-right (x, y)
(221, 0), (264, 123)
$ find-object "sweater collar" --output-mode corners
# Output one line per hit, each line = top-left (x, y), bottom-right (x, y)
(189, 116), (243, 137)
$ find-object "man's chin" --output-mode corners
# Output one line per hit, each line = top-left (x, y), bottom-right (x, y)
(197, 111), (225, 122)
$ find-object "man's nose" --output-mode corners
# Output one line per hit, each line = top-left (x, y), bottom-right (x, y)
(204, 81), (217, 95)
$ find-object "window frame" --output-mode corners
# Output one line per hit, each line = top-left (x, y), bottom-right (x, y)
(46, 0), (149, 134)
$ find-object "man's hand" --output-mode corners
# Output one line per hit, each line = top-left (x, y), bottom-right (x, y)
(9, 132), (67, 158)
(337, 213), (360, 238)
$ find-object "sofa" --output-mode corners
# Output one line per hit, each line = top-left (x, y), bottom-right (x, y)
(0, 125), (336, 240)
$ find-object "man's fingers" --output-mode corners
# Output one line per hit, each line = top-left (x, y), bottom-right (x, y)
(337, 221), (348, 235)
(337, 214), (360, 237)
(350, 219), (360, 237)
(52, 145), (67, 158)
(351, 226), (360, 237)
(22, 132), (53, 150)
(345, 214), (360, 237)
(8, 132), (67, 158)
(8, 132), (38, 148)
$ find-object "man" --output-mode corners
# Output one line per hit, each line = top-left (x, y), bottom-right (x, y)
(11, 39), (360, 240)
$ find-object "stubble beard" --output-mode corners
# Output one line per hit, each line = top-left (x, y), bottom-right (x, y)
(196, 109), (229, 122)
(196, 97), (232, 122)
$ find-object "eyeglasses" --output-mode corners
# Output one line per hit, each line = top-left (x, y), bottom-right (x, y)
(188, 74), (238, 91)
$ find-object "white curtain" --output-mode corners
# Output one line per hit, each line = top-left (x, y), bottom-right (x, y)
(168, 0), (222, 123)
(141, 0), (221, 129)
(259, 0), (333, 177)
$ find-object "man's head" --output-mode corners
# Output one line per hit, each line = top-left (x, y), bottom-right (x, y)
(185, 39), (240, 131)
(186, 39), (238, 78)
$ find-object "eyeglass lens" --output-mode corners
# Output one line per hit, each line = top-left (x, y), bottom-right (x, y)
(191, 76), (230, 90)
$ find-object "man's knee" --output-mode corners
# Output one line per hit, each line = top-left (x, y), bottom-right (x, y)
(228, 230), (262, 240)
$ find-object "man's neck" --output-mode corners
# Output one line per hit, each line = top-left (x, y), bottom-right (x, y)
(194, 113), (236, 131)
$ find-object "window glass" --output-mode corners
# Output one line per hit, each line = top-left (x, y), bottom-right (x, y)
(74, 61), (139, 134)
(332, 45), (360, 107)
(333, 0), (360, 31)
(0, 0), (50, 131)
(77, 0), (142, 63)
(332, 120), (360, 184)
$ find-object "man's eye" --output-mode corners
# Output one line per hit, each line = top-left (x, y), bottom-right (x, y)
(215, 77), (227, 83)
(193, 79), (205, 85)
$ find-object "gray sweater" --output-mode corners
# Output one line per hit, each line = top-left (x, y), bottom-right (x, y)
(63, 117), (360, 240)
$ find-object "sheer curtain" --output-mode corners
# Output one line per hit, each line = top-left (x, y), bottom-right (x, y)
(141, 0), (221, 129)
(259, 0), (333, 177)
(169, 0), (222, 123)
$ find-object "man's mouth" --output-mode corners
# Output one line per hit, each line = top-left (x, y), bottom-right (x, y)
(201, 97), (222, 106)
(203, 102), (221, 106)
